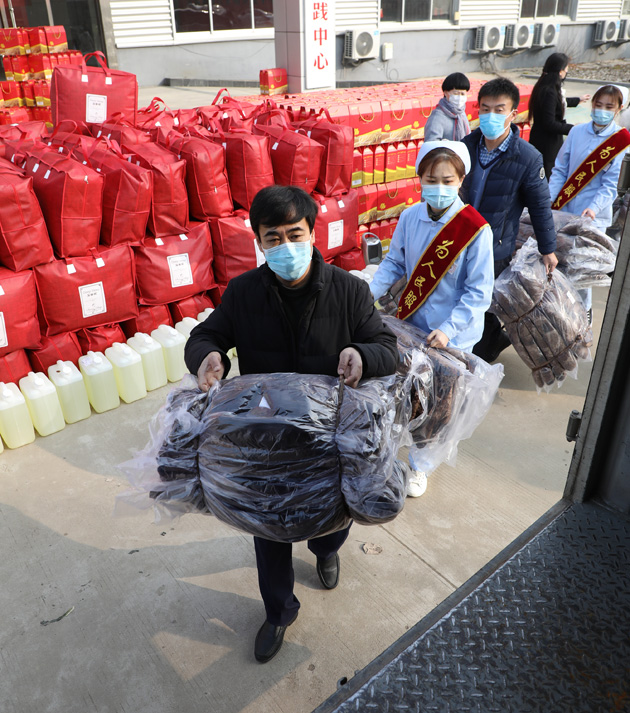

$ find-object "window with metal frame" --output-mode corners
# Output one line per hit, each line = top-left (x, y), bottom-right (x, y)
(381, 0), (453, 22)
(173, 0), (273, 33)
(520, 0), (572, 18)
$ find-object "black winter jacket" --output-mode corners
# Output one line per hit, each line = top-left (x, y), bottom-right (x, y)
(461, 126), (557, 263)
(529, 84), (578, 178)
(185, 248), (398, 380)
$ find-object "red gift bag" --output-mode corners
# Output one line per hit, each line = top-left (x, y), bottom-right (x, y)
(1, 81), (22, 107)
(134, 222), (215, 305)
(253, 123), (324, 193)
(120, 304), (172, 338)
(169, 292), (214, 322)
(34, 244), (138, 336)
(45, 26), (68, 53)
(259, 68), (288, 95)
(0, 28), (27, 56)
(27, 331), (82, 373)
(92, 119), (151, 146)
(313, 191), (359, 261)
(0, 158), (53, 271)
(162, 130), (233, 219)
(0, 121), (48, 142)
(293, 110), (353, 196)
(136, 97), (178, 132)
(21, 145), (103, 258)
(333, 248), (366, 272)
(0, 267), (41, 356)
(209, 211), (264, 284)
(211, 128), (274, 211)
(51, 51), (138, 126)
(209, 88), (259, 132)
(0, 349), (31, 384)
(76, 324), (126, 354)
(28, 27), (48, 55)
(120, 140), (188, 238)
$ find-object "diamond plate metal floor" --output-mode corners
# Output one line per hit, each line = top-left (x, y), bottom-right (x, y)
(314, 501), (630, 713)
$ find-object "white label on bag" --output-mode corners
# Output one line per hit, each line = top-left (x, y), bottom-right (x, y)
(179, 233), (188, 241)
(95, 257), (105, 268)
(58, 146), (64, 153)
(272, 142), (279, 150)
(32, 163), (39, 173)
(244, 218), (251, 228)
(0, 313), (7, 349)
(338, 199), (345, 208)
(0, 285), (4, 295)
(155, 238), (164, 246)
(174, 117), (179, 126)
(81, 74), (88, 83)
(79, 281), (107, 318)
(321, 204), (327, 213)
(328, 220), (344, 250)
(155, 121), (161, 127)
(67, 264), (76, 274)
(44, 170), (50, 179)
(86, 94), (107, 124)
(96, 130), (102, 138)
(105, 76), (112, 85)
(167, 253), (193, 288)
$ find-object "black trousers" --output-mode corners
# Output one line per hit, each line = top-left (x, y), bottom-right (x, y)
(253, 525), (351, 626)
(472, 256), (511, 361)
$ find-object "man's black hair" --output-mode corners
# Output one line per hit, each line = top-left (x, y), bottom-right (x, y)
(478, 77), (520, 111)
(249, 185), (319, 236)
(442, 72), (470, 92)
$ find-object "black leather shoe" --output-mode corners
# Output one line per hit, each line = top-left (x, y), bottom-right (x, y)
(316, 553), (340, 590)
(254, 613), (297, 663)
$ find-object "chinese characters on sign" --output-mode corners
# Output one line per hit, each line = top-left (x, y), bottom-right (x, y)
(304, 0), (335, 90)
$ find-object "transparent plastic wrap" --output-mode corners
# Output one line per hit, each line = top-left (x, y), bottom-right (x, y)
(383, 316), (504, 474)
(491, 238), (593, 392)
(120, 371), (410, 541)
(517, 209), (617, 289)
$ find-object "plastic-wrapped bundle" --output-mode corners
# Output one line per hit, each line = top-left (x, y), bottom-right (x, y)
(491, 238), (592, 391)
(383, 315), (504, 473)
(517, 209), (617, 289)
(121, 372), (409, 541)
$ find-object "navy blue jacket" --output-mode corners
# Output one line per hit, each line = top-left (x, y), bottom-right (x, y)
(461, 126), (556, 262)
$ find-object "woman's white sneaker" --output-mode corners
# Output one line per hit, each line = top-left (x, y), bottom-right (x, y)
(406, 470), (428, 498)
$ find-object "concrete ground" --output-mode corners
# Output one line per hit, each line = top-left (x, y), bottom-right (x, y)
(1, 75), (608, 713)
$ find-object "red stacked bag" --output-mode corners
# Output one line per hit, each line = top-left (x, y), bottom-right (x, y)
(0, 157), (53, 270)
(169, 293), (214, 322)
(0, 349), (31, 385)
(209, 212), (264, 285)
(27, 332), (83, 373)
(313, 191), (359, 261)
(121, 304), (173, 338)
(0, 268), (41, 356)
(76, 324), (127, 353)
(20, 144), (104, 257)
(34, 244), (138, 336)
(134, 222), (215, 305)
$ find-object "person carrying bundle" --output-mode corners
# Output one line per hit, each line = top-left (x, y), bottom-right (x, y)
(369, 140), (494, 496)
(184, 185), (398, 664)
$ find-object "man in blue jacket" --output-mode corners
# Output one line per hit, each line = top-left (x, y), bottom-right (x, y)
(460, 77), (558, 362)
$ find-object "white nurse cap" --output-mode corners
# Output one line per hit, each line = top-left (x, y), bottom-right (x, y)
(415, 139), (472, 175)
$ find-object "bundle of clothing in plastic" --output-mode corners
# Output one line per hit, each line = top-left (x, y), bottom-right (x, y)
(120, 320), (503, 540)
(517, 209), (617, 289)
(491, 238), (592, 391)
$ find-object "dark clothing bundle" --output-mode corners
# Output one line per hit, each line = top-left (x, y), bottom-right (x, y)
(184, 247), (398, 381)
(517, 209), (618, 289)
(529, 85), (579, 178)
(490, 239), (592, 390)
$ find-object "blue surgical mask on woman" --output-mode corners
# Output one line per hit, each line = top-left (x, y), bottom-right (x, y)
(591, 108), (615, 126)
(421, 184), (459, 211)
(264, 240), (312, 281)
(478, 112), (509, 140)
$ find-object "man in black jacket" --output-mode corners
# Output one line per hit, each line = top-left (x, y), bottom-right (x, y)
(185, 185), (398, 663)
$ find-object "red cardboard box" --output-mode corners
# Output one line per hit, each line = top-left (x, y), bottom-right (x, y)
(45, 26), (68, 53)
(28, 27), (48, 55)
(357, 184), (378, 225)
(0, 28), (28, 56)
(0, 82), (22, 108)
(260, 68), (288, 95)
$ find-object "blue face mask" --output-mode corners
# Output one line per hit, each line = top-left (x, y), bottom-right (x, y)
(591, 109), (615, 126)
(421, 184), (459, 211)
(264, 240), (312, 282)
(479, 111), (509, 140)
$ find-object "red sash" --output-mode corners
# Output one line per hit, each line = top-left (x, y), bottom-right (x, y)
(397, 203), (488, 321)
(552, 127), (630, 210)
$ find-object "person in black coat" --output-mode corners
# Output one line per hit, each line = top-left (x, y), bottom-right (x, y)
(528, 53), (591, 178)
(185, 185), (398, 664)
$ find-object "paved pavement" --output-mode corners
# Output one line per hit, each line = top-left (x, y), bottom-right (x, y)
(1, 74), (609, 713)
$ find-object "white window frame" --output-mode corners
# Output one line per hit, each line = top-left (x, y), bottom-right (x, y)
(380, 0), (456, 28)
(171, 0), (274, 44)
(519, 0), (575, 20)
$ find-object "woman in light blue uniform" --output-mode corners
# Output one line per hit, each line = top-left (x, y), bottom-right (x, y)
(370, 140), (494, 497)
(548, 84), (627, 317)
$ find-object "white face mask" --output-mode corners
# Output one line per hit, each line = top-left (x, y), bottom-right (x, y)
(448, 93), (467, 110)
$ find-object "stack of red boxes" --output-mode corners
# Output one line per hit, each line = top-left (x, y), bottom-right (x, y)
(0, 26), (79, 127)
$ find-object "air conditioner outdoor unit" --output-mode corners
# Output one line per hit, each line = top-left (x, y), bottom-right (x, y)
(343, 27), (380, 61)
(533, 21), (560, 48)
(474, 24), (506, 52)
(593, 19), (620, 44)
(618, 18), (630, 42)
(505, 22), (535, 49)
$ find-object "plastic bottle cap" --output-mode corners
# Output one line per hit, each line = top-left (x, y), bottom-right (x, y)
(93, 355), (102, 364)
(62, 365), (71, 375)
(33, 374), (44, 386)
(120, 344), (131, 354)
(1, 385), (11, 398)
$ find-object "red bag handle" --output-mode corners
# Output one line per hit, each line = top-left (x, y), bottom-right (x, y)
(211, 88), (232, 105)
(81, 51), (110, 75)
